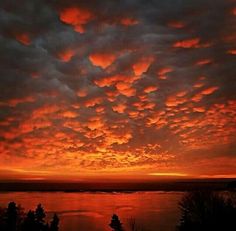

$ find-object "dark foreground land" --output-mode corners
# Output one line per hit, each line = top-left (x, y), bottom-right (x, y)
(0, 178), (235, 192)
(1, 190), (236, 231)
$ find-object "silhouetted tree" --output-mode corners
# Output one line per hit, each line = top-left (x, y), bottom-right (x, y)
(110, 214), (123, 231)
(0, 202), (58, 231)
(6, 202), (18, 231)
(35, 204), (46, 223)
(0, 205), (6, 230)
(50, 214), (59, 231)
(177, 191), (236, 231)
(22, 210), (37, 231)
(35, 203), (48, 231)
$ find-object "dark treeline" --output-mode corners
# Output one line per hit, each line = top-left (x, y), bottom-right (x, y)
(109, 191), (236, 231)
(177, 191), (236, 231)
(1, 190), (236, 231)
(0, 202), (59, 231)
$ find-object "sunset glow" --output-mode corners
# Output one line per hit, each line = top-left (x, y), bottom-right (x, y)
(0, 0), (236, 181)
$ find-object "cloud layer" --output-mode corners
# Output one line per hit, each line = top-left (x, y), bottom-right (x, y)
(0, 0), (236, 179)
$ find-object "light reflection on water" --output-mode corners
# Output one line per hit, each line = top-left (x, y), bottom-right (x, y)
(0, 191), (183, 231)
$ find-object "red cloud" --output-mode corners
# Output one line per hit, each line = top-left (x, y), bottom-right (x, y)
(76, 88), (88, 97)
(132, 56), (154, 76)
(158, 67), (173, 76)
(120, 17), (139, 26)
(167, 20), (185, 29)
(57, 49), (75, 62)
(192, 86), (219, 102)
(112, 103), (126, 113)
(59, 7), (94, 33)
(20, 119), (52, 133)
(134, 101), (155, 111)
(193, 82), (205, 88)
(173, 38), (212, 49)
(201, 86), (219, 95)
(15, 33), (31, 46)
(195, 59), (212, 66)
(165, 94), (187, 107)
(157, 67), (173, 79)
(86, 116), (105, 130)
(193, 106), (205, 113)
(60, 110), (78, 118)
(8, 96), (35, 107)
(94, 74), (138, 87)
(89, 53), (117, 69)
(84, 97), (103, 107)
(115, 82), (136, 97)
(32, 104), (60, 118)
(227, 49), (236, 55)
(173, 38), (200, 48)
(143, 85), (158, 93)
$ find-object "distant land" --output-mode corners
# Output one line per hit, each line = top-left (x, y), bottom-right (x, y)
(0, 178), (235, 192)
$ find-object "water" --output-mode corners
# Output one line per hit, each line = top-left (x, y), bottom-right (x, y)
(0, 191), (183, 231)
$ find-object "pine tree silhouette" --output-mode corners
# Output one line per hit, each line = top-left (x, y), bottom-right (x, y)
(109, 214), (123, 231)
(35, 203), (47, 230)
(50, 214), (59, 231)
(22, 210), (37, 231)
(6, 202), (18, 231)
(35, 204), (46, 223)
(0, 202), (59, 231)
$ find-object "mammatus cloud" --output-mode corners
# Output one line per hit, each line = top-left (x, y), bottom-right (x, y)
(0, 0), (236, 180)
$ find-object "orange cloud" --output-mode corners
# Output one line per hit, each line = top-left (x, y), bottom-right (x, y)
(133, 101), (155, 111)
(8, 96), (35, 107)
(143, 85), (158, 93)
(95, 106), (105, 114)
(201, 86), (219, 95)
(115, 82), (136, 97)
(112, 103), (126, 113)
(77, 88), (88, 97)
(94, 74), (138, 87)
(63, 120), (82, 132)
(158, 67), (173, 76)
(193, 106), (205, 113)
(167, 20), (185, 29)
(193, 82), (205, 88)
(105, 90), (119, 102)
(15, 33), (31, 46)
(173, 38), (200, 48)
(132, 56), (154, 76)
(166, 94), (187, 107)
(227, 49), (236, 55)
(89, 53), (117, 69)
(60, 110), (78, 118)
(86, 116), (105, 130)
(192, 86), (219, 102)
(59, 7), (94, 33)
(20, 119), (52, 133)
(84, 97), (103, 107)
(57, 49), (75, 62)
(120, 17), (139, 26)
(32, 104), (60, 118)
(195, 59), (212, 65)
(157, 67), (173, 80)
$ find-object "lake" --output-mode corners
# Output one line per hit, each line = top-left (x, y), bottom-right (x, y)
(0, 191), (183, 231)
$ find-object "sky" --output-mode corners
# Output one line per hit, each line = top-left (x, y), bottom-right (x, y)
(0, 0), (236, 181)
